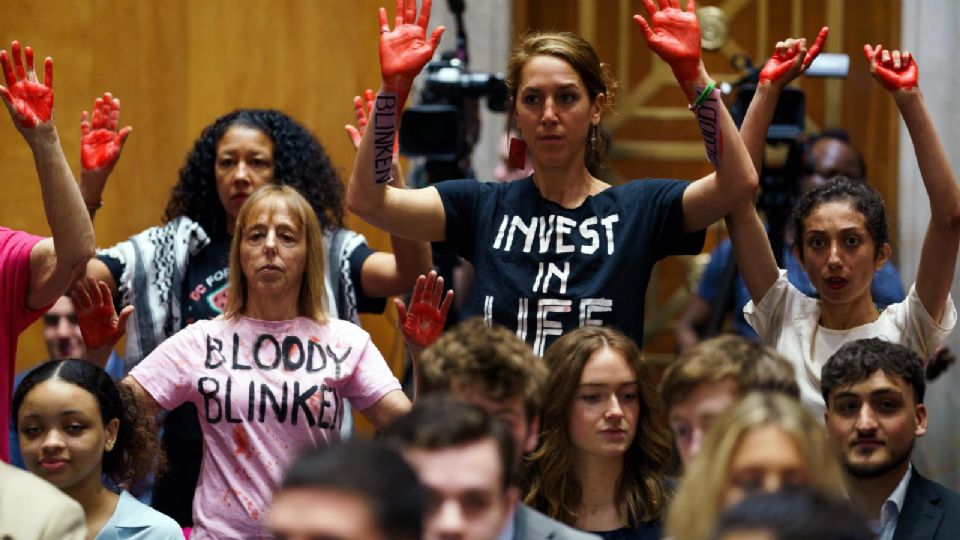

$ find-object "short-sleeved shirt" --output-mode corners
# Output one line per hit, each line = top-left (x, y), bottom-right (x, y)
(94, 490), (182, 540)
(698, 237), (906, 338)
(0, 227), (46, 462)
(744, 271), (957, 418)
(129, 316), (400, 539)
(436, 177), (704, 354)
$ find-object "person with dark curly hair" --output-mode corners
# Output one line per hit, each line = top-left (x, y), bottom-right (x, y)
(726, 41), (959, 419)
(12, 359), (180, 539)
(80, 107), (430, 526)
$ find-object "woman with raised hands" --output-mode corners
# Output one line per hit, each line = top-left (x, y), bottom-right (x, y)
(725, 34), (960, 416)
(80, 103), (430, 526)
(78, 185), (412, 539)
(348, 0), (758, 355)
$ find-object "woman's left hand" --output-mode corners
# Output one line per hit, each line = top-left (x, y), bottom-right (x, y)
(71, 276), (134, 354)
(759, 27), (829, 87)
(864, 43), (918, 92)
(394, 270), (453, 352)
(633, 0), (702, 81)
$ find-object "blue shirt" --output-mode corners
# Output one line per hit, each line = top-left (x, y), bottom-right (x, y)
(95, 490), (182, 540)
(697, 237), (906, 338)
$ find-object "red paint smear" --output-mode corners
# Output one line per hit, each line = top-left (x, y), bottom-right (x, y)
(0, 44), (53, 129)
(77, 300), (123, 350)
(233, 425), (253, 459)
(633, 7), (701, 81)
(402, 302), (445, 348)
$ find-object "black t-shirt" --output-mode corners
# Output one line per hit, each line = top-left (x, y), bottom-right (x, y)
(180, 231), (231, 325)
(435, 177), (704, 354)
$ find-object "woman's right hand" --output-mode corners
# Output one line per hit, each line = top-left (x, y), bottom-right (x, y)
(379, 0), (444, 104)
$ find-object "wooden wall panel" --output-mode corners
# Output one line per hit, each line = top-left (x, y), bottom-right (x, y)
(3, 1), (404, 405)
(513, 0), (902, 358)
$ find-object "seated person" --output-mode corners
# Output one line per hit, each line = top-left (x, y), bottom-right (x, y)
(269, 439), (425, 540)
(660, 334), (799, 467)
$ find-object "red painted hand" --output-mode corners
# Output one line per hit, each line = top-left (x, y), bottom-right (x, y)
(864, 44), (918, 91)
(379, 0), (445, 102)
(71, 277), (133, 351)
(345, 88), (376, 149)
(394, 271), (454, 349)
(803, 27), (829, 68)
(633, 0), (701, 81)
(0, 41), (54, 129)
(81, 92), (132, 171)
(758, 28), (829, 85)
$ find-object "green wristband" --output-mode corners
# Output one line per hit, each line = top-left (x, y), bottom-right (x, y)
(689, 80), (717, 110)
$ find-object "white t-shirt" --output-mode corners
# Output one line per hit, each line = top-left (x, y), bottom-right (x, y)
(744, 270), (956, 418)
(130, 316), (401, 539)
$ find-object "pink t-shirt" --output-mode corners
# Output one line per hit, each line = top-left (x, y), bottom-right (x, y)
(130, 316), (401, 539)
(0, 227), (45, 463)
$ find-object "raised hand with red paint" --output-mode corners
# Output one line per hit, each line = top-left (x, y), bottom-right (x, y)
(0, 40), (54, 132)
(379, 0), (445, 106)
(758, 27), (829, 86)
(81, 92), (132, 172)
(633, 0), (702, 82)
(71, 277), (134, 363)
(345, 89), (377, 149)
(864, 43), (918, 92)
(394, 270), (453, 351)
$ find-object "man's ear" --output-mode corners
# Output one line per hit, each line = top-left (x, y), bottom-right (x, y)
(915, 403), (928, 438)
(524, 414), (541, 454)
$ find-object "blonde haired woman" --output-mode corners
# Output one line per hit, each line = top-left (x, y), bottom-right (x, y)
(667, 392), (844, 540)
(83, 185), (411, 539)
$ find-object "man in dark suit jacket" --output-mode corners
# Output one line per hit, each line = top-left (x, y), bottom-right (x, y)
(822, 338), (960, 540)
(413, 317), (597, 539)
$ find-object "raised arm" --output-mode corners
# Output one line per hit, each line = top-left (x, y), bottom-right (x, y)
(633, 0), (758, 232)
(78, 92), (131, 220)
(727, 30), (828, 303)
(346, 88), (433, 296)
(867, 44), (960, 322)
(347, 0), (448, 243)
(0, 41), (95, 309)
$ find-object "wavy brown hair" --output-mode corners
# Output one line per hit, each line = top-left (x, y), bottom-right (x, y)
(506, 31), (618, 178)
(522, 326), (672, 526)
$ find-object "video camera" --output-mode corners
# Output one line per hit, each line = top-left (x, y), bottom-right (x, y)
(399, 0), (508, 166)
(399, 53), (508, 162)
